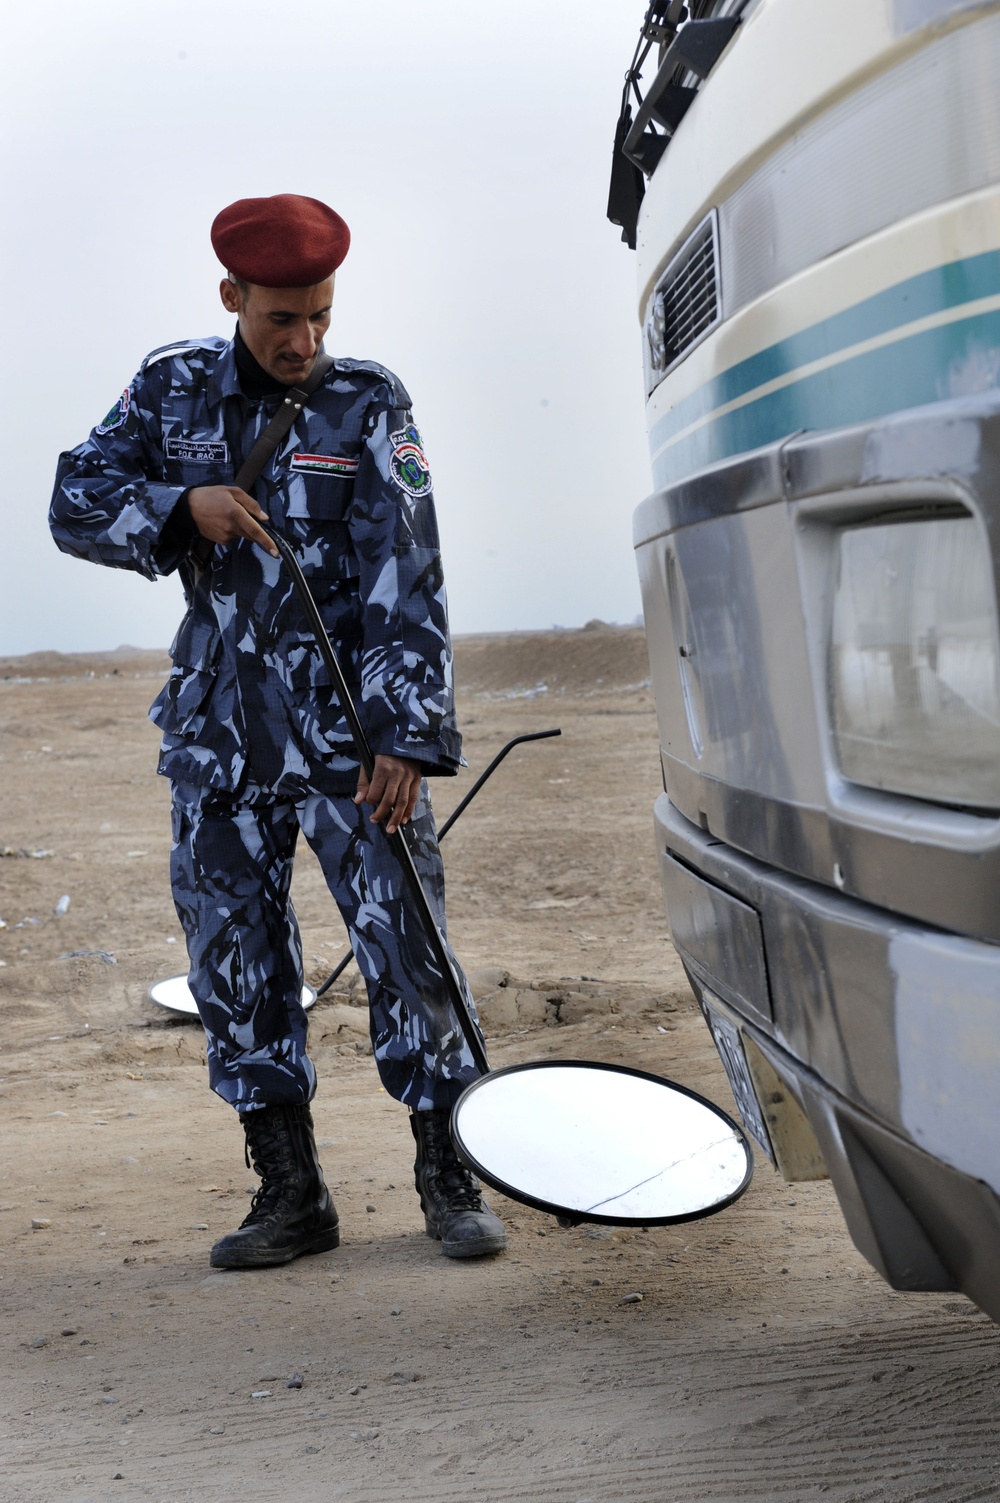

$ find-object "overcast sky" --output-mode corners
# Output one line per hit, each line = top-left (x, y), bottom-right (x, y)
(0, 0), (653, 656)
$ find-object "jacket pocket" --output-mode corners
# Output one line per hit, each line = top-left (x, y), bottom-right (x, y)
(284, 515), (359, 591)
(169, 611), (222, 671)
(286, 478), (354, 523)
(153, 613), (222, 737)
(149, 664), (218, 738)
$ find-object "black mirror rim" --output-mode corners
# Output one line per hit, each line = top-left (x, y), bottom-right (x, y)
(450, 1057), (755, 1228)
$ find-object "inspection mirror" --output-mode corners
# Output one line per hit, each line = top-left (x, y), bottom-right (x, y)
(147, 974), (317, 1018)
(451, 1060), (753, 1226)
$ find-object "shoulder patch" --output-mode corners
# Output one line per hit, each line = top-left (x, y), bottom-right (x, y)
(390, 424), (432, 497)
(96, 388), (130, 435)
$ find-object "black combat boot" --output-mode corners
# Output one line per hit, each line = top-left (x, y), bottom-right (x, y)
(410, 1108), (508, 1258)
(210, 1102), (340, 1269)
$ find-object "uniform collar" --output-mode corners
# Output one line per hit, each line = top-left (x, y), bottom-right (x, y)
(233, 324), (294, 399)
(206, 330), (334, 408)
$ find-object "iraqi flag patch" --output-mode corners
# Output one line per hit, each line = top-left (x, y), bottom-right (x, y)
(290, 452), (359, 478)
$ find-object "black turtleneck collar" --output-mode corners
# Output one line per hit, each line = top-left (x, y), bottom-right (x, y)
(233, 324), (293, 399)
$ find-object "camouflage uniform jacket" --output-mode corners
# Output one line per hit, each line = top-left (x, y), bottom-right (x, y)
(50, 337), (462, 796)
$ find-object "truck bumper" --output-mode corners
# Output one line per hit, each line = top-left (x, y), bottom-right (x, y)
(658, 793), (1000, 1319)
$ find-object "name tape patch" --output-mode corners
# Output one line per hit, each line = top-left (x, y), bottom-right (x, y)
(290, 452), (359, 478)
(165, 437), (230, 464)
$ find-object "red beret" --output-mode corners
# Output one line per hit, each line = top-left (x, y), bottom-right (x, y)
(211, 194), (350, 288)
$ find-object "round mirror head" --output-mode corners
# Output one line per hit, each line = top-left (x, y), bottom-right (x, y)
(147, 975), (317, 1018)
(451, 1060), (753, 1226)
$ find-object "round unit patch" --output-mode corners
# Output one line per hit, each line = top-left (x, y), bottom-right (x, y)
(96, 388), (131, 435)
(390, 424), (432, 497)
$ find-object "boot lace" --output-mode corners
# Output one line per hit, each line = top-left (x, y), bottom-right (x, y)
(422, 1111), (484, 1213)
(240, 1113), (299, 1227)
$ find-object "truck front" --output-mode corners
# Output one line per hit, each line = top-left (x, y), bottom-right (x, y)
(615, 0), (1000, 1318)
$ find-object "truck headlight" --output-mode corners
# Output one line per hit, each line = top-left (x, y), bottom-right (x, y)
(829, 515), (1000, 809)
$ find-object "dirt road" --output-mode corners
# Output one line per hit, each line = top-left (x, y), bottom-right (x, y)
(1, 630), (998, 1503)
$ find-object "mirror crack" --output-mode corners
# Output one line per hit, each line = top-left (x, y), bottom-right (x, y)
(582, 1133), (737, 1213)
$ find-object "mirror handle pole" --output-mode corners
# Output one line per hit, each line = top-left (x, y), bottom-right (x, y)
(263, 523), (490, 1078)
(437, 729), (561, 839)
(316, 728), (561, 998)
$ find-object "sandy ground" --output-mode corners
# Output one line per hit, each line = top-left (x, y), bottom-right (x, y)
(1, 627), (999, 1503)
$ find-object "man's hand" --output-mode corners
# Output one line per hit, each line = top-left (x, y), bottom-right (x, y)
(187, 485), (279, 557)
(354, 754), (422, 835)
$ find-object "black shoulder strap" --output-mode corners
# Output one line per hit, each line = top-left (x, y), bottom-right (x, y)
(233, 350), (335, 492)
(185, 350), (335, 578)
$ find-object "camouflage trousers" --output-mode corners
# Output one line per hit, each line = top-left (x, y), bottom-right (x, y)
(169, 779), (483, 1114)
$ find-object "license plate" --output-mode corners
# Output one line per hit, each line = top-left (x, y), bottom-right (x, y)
(702, 992), (774, 1163)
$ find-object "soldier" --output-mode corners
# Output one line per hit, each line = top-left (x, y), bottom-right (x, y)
(50, 193), (506, 1269)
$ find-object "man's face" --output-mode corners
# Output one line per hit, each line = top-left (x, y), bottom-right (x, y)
(219, 275), (335, 384)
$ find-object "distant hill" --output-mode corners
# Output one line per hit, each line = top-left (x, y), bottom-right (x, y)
(0, 625), (650, 694)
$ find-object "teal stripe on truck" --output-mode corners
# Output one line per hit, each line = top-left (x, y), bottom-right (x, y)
(648, 251), (1000, 487)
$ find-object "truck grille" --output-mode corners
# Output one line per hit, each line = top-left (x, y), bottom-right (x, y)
(644, 212), (720, 393)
